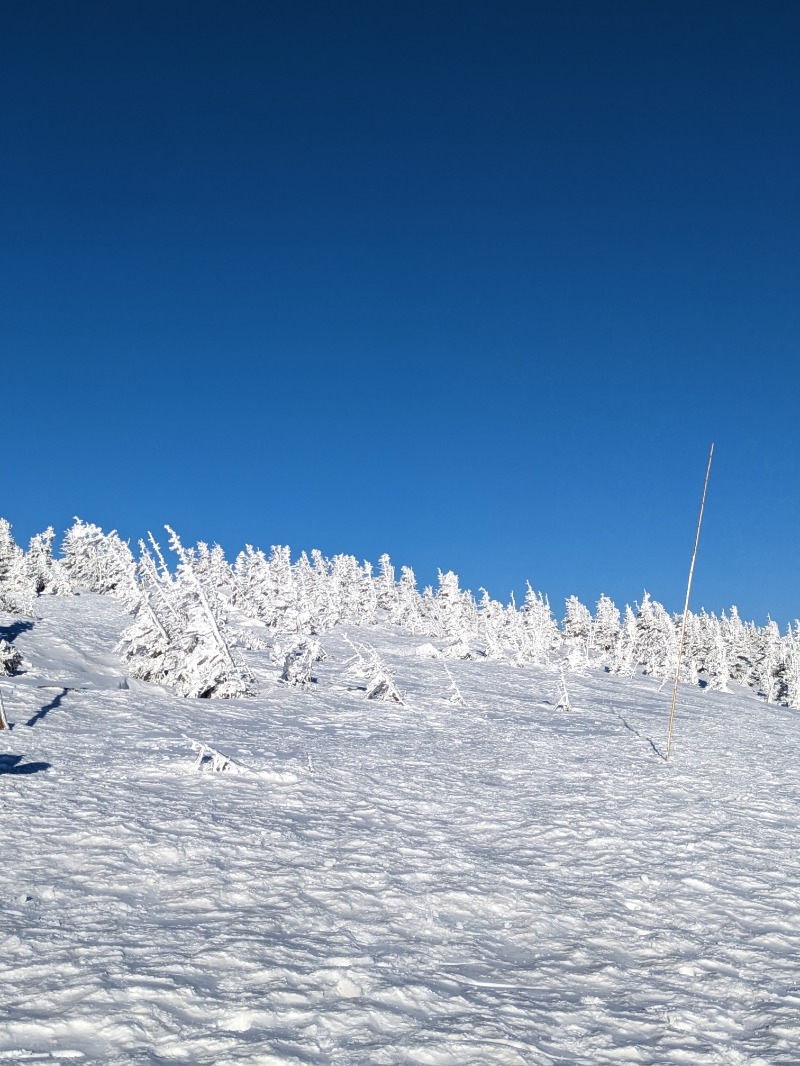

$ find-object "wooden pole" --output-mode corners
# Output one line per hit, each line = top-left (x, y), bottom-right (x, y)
(665, 444), (715, 762)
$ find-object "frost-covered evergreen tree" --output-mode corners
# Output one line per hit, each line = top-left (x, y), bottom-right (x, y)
(375, 554), (397, 614)
(304, 549), (336, 630)
(611, 605), (638, 676)
(357, 558), (379, 623)
(562, 595), (592, 643)
(232, 544), (318, 635)
(60, 518), (136, 599)
(280, 639), (324, 687)
(783, 624), (800, 709)
(192, 541), (233, 603)
(117, 529), (252, 699)
(0, 518), (28, 609)
(0, 638), (22, 674)
(25, 527), (71, 596)
(518, 584), (559, 665)
(364, 650), (403, 702)
(759, 620), (789, 704)
(593, 594), (621, 655)
(231, 545), (271, 623)
(341, 635), (403, 701)
(394, 566), (423, 632)
(562, 595), (593, 669)
(114, 545), (174, 687)
(430, 570), (478, 657)
(328, 554), (377, 626)
(477, 588), (507, 659)
(632, 593), (676, 679)
(291, 551), (318, 633)
(0, 519), (25, 589)
(721, 607), (762, 689)
(705, 615), (731, 692)
(687, 611), (727, 691)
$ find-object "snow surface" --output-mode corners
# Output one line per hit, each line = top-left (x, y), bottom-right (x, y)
(1, 594), (799, 1065)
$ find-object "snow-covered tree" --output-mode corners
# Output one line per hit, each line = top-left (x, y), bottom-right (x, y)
(686, 611), (726, 691)
(704, 615), (731, 692)
(328, 554), (377, 626)
(0, 519), (25, 590)
(0, 638), (22, 674)
(432, 571), (464, 636)
(117, 529), (252, 699)
(593, 594), (621, 655)
(783, 623), (800, 709)
(759, 620), (789, 704)
(611, 605), (638, 676)
(477, 588), (507, 659)
(518, 584), (559, 665)
(563, 595), (593, 643)
(25, 527), (71, 596)
(364, 650), (403, 702)
(375, 554), (397, 614)
(60, 518), (136, 599)
(562, 595), (593, 669)
(633, 593), (676, 679)
(720, 607), (758, 688)
(280, 639), (324, 687)
(394, 566), (423, 632)
(442, 660), (467, 705)
(0, 518), (29, 610)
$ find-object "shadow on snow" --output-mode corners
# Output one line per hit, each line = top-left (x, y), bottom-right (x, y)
(0, 753), (51, 775)
(26, 688), (69, 729)
(617, 712), (665, 761)
(0, 619), (34, 644)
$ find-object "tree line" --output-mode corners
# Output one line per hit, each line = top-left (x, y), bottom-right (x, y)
(0, 516), (797, 708)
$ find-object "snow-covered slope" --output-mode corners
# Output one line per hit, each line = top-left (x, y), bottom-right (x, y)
(1, 595), (798, 1065)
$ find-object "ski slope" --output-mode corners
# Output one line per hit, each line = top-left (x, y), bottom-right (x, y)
(1, 594), (798, 1065)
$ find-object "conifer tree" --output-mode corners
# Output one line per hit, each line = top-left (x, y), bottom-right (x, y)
(593, 594), (621, 655)
(611, 605), (638, 676)
(562, 595), (593, 669)
(60, 518), (136, 598)
(630, 593), (676, 679)
(784, 624), (800, 709)
(704, 614), (731, 692)
(0, 519), (25, 589)
(477, 588), (506, 659)
(760, 620), (788, 704)
(394, 566), (422, 631)
(25, 527), (71, 596)
(562, 595), (593, 643)
(117, 529), (252, 699)
(519, 584), (559, 665)
(375, 554), (397, 614)
(0, 518), (28, 608)
(0, 638), (22, 674)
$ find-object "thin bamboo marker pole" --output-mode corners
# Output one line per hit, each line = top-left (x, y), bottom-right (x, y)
(665, 443), (715, 761)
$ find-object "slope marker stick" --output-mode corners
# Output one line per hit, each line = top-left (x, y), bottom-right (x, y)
(665, 443), (714, 762)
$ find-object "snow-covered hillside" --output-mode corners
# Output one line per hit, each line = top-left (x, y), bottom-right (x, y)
(1, 593), (799, 1065)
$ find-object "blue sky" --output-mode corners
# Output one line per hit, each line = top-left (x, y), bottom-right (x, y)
(2, 1), (798, 624)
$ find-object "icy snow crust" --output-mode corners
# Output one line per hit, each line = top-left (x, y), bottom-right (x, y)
(1, 595), (799, 1065)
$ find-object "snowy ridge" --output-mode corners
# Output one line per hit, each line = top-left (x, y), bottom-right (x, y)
(1, 592), (799, 1064)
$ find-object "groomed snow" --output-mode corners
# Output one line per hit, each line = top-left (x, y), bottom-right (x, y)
(1, 595), (799, 1064)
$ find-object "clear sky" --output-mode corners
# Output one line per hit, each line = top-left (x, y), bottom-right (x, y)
(2, 1), (798, 624)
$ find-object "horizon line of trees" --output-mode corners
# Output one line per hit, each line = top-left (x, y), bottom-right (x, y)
(0, 516), (798, 708)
